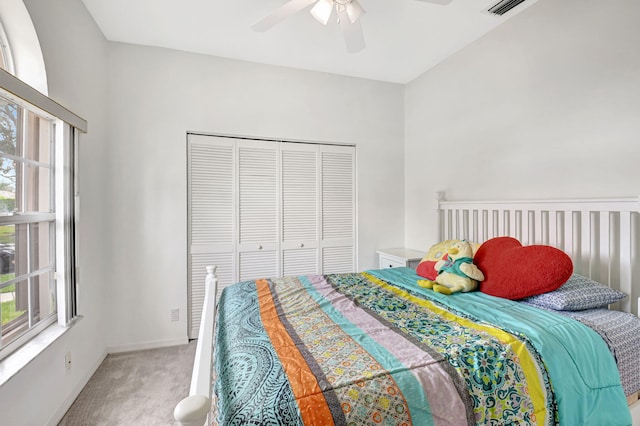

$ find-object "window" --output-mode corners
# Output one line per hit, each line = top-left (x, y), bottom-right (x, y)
(0, 95), (54, 353)
(0, 75), (82, 361)
(0, 3), (82, 363)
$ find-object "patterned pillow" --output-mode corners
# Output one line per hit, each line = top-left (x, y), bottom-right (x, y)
(522, 274), (627, 311)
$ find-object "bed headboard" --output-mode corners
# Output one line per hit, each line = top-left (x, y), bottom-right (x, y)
(436, 192), (640, 316)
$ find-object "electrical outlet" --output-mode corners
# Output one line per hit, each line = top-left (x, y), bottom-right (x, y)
(65, 351), (72, 373)
(170, 308), (179, 322)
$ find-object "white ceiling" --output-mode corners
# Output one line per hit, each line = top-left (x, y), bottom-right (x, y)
(80, 0), (536, 84)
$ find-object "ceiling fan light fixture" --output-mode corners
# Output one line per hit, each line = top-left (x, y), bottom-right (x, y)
(310, 0), (334, 25)
(345, 0), (365, 24)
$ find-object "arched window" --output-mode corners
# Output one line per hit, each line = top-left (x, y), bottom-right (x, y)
(0, 0), (48, 94)
(0, 45), (6, 71)
(0, 20), (13, 73)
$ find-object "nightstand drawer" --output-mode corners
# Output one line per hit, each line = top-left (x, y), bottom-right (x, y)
(376, 248), (424, 270)
(379, 255), (406, 269)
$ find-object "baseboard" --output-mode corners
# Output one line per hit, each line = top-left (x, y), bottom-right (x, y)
(47, 349), (108, 426)
(106, 337), (189, 354)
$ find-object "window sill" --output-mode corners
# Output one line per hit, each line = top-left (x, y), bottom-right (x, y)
(0, 316), (82, 387)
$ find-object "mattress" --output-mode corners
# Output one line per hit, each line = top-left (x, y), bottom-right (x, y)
(213, 267), (631, 425)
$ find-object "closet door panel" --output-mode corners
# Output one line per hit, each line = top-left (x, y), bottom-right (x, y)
(283, 248), (318, 276)
(238, 143), (278, 243)
(322, 149), (354, 240)
(188, 135), (236, 338)
(239, 250), (278, 281)
(322, 246), (354, 274)
(189, 137), (235, 247)
(281, 144), (319, 274)
(320, 146), (356, 273)
(237, 140), (280, 278)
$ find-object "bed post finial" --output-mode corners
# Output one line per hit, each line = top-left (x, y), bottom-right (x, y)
(174, 394), (210, 426)
(205, 266), (219, 330)
(206, 265), (218, 294)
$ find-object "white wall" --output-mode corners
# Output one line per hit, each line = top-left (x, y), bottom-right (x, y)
(0, 0), (109, 424)
(104, 44), (405, 351)
(404, 0), (640, 250)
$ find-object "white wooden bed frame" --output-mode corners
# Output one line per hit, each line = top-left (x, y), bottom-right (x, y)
(174, 266), (218, 426)
(175, 193), (640, 426)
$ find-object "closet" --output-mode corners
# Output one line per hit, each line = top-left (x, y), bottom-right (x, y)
(188, 134), (356, 337)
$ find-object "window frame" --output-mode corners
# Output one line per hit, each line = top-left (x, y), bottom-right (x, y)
(0, 68), (84, 361)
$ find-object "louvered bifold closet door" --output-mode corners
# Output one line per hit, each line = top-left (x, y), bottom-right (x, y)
(187, 135), (235, 338)
(188, 136), (356, 339)
(321, 145), (356, 273)
(237, 140), (279, 281)
(281, 144), (319, 276)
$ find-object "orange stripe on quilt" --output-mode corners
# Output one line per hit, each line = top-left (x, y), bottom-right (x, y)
(256, 279), (335, 426)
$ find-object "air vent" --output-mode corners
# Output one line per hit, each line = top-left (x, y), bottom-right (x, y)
(487, 0), (527, 15)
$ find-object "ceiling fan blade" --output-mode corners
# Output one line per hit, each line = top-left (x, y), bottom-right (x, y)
(414, 0), (453, 5)
(252, 0), (318, 32)
(337, 8), (365, 53)
(345, 0), (365, 24)
(310, 0), (334, 25)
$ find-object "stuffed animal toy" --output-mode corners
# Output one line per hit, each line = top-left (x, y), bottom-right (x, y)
(416, 240), (451, 281)
(416, 239), (480, 281)
(418, 240), (484, 295)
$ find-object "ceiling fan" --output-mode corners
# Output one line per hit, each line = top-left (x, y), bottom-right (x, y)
(252, 0), (454, 53)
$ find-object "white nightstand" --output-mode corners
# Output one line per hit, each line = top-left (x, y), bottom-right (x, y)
(376, 248), (424, 270)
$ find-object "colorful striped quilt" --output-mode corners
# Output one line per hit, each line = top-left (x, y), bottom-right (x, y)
(213, 267), (631, 425)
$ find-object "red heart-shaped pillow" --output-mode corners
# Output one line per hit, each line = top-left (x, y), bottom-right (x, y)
(474, 237), (573, 300)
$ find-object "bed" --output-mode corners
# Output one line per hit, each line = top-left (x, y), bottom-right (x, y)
(174, 194), (640, 425)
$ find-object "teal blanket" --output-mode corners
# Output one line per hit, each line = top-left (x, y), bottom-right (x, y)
(213, 268), (631, 425)
(371, 267), (632, 425)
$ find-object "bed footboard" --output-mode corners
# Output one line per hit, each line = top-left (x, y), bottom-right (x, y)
(174, 266), (218, 426)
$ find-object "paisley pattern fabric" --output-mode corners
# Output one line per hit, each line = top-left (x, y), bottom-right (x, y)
(213, 280), (302, 425)
(213, 268), (630, 426)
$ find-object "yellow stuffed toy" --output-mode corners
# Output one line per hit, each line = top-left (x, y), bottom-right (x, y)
(418, 240), (484, 295)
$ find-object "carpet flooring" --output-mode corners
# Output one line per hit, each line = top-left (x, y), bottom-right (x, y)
(59, 341), (197, 426)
